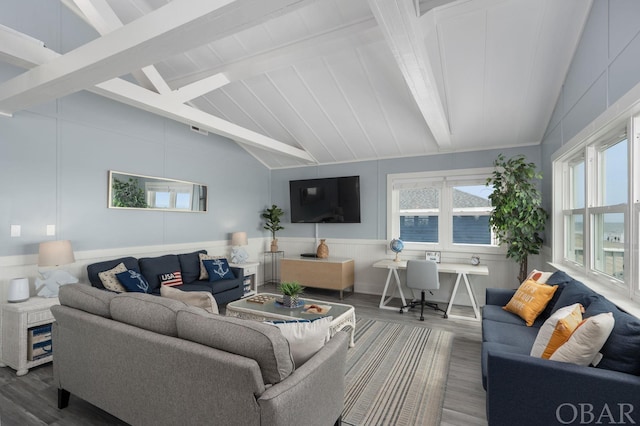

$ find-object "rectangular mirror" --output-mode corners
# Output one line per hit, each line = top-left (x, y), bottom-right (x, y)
(108, 171), (207, 212)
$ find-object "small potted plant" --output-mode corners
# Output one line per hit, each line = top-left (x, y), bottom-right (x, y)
(278, 281), (304, 308)
(262, 204), (285, 252)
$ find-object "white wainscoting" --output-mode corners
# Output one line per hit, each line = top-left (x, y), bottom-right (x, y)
(1, 237), (547, 306)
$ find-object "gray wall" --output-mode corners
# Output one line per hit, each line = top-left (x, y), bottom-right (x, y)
(0, 75), (270, 257)
(271, 145), (541, 240)
(541, 0), (640, 215)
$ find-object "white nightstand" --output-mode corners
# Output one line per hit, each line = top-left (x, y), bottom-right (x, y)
(230, 261), (260, 298)
(0, 297), (59, 376)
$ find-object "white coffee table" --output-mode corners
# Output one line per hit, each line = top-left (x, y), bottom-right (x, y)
(226, 293), (356, 347)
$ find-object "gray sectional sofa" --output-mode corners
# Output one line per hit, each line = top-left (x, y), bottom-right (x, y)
(52, 284), (349, 426)
(87, 249), (243, 304)
(482, 270), (640, 426)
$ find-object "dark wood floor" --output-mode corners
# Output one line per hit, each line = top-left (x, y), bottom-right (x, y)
(0, 286), (487, 425)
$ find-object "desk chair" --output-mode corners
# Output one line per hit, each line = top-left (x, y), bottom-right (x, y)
(400, 260), (448, 320)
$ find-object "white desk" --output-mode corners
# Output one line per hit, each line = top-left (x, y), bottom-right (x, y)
(372, 259), (489, 321)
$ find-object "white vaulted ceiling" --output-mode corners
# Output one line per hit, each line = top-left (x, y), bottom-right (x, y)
(0, 0), (592, 169)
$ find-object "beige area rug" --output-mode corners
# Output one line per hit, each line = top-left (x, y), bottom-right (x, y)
(343, 318), (454, 426)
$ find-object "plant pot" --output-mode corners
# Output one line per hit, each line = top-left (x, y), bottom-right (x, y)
(282, 294), (299, 308)
(270, 239), (278, 252)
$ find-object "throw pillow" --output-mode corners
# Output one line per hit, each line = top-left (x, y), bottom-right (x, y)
(202, 258), (235, 282)
(503, 279), (558, 326)
(523, 269), (553, 284)
(530, 303), (583, 359)
(98, 262), (128, 292)
(160, 285), (218, 314)
(265, 316), (332, 367)
(158, 271), (183, 287)
(116, 270), (150, 293)
(198, 253), (224, 280)
(550, 312), (615, 366)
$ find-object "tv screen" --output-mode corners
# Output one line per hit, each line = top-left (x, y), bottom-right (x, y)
(289, 176), (361, 223)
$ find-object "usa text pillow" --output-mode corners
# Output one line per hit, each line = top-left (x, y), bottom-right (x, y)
(530, 303), (583, 359)
(550, 312), (615, 366)
(503, 279), (558, 326)
(158, 271), (183, 287)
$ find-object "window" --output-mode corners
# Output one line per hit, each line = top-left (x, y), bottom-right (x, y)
(388, 168), (497, 253)
(555, 128), (631, 289)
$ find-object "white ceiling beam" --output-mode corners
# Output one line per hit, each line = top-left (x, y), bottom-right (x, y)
(68, 0), (172, 94)
(0, 0), (315, 114)
(368, 0), (452, 149)
(168, 17), (381, 97)
(0, 25), (315, 163)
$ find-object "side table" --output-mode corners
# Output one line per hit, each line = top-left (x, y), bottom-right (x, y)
(229, 261), (260, 298)
(263, 251), (284, 286)
(0, 297), (59, 376)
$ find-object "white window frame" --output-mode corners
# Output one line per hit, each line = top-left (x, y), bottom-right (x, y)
(553, 117), (637, 300)
(387, 167), (501, 254)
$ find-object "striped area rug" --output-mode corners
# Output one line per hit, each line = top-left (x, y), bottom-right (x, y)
(343, 318), (454, 426)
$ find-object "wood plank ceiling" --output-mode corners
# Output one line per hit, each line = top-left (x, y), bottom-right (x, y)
(0, 0), (592, 169)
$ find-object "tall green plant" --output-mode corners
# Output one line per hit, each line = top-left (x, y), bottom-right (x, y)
(262, 204), (284, 240)
(486, 154), (548, 283)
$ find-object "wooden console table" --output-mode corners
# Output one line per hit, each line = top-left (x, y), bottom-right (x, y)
(281, 257), (354, 299)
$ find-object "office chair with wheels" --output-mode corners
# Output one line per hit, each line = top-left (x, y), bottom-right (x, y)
(399, 259), (448, 320)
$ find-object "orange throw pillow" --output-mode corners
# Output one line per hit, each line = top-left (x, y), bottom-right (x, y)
(503, 279), (558, 326)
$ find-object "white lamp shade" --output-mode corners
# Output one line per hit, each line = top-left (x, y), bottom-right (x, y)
(38, 240), (75, 267)
(8, 278), (29, 303)
(231, 232), (248, 246)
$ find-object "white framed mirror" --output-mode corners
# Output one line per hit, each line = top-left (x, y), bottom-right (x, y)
(108, 171), (207, 212)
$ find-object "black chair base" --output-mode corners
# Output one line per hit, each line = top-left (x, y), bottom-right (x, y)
(399, 290), (448, 320)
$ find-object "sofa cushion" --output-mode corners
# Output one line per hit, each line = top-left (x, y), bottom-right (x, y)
(530, 303), (583, 359)
(503, 280), (558, 326)
(198, 253), (223, 280)
(58, 284), (116, 318)
(110, 293), (187, 337)
(203, 258), (235, 281)
(87, 256), (140, 289)
(549, 275), (598, 314)
(550, 312), (615, 366)
(483, 305), (546, 327)
(160, 285), (218, 314)
(482, 319), (539, 348)
(98, 262), (128, 293)
(265, 316), (332, 367)
(139, 254), (182, 293)
(178, 250), (207, 284)
(584, 296), (640, 375)
(158, 271), (183, 287)
(116, 270), (150, 293)
(176, 310), (294, 385)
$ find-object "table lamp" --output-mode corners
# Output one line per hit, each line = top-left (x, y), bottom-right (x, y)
(36, 240), (78, 297)
(230, 231), (249, 263)
(8, 277), (30, 303)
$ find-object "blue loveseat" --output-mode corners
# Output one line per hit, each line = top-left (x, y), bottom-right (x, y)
(87, 250), (244, 305)
(482, 270), (640, 426)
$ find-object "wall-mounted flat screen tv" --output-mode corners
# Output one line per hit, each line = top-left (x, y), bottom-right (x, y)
(289, 176), (361, 223)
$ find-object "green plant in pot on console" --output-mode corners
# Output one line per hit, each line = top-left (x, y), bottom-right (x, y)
(278, 281), (304, 308)
(262, 204), (285, 252)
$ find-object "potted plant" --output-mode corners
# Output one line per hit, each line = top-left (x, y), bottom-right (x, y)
(278, 281), (304, 308)
(112, 177), (147, 208)
(486, 154), (548, 283)
(262, 204), (284, 252)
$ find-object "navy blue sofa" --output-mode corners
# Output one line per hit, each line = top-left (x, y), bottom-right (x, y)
(482, 270), (640, 426)
(87, 250), (244, 305)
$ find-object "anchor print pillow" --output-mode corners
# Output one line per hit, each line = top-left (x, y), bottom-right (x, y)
(116, 270), (151, 293)
(202, 258), (235, 282)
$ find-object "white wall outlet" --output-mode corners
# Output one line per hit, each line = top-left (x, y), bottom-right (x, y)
(10, 225), (20, 237)
(46, 225), (56, 236)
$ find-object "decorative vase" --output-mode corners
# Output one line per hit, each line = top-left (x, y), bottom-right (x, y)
(316, 239), (329, 258)
(282, 294), (299, 308)
(270, 239), (278, 252)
